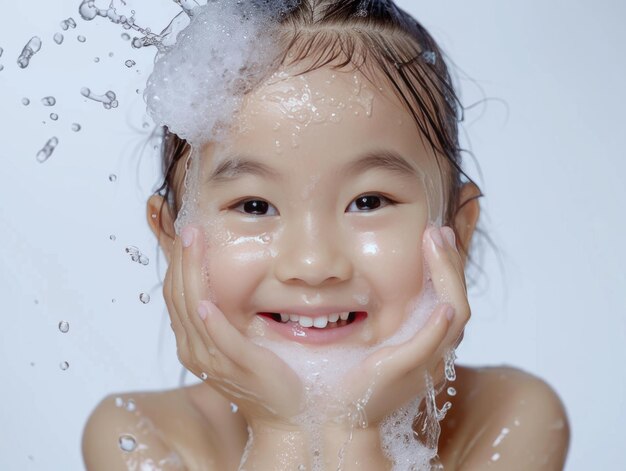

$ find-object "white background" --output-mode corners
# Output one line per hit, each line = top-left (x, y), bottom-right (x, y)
(1, 0), (624, 469)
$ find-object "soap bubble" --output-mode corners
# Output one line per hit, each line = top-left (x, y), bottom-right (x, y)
(139, 293), (150, 304)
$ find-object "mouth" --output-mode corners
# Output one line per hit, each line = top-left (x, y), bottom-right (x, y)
(256, 311), (368, 345)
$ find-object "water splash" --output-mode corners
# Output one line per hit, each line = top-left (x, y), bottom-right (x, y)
(125, 246), (149, 265)
(60, 17), (77, 30)
(36, 137), (59, 163)
(58, 321), (70, 333)
(80, 87), (118, 109)
(17, 36), (42, 69)
(124, 59), (135, 68)
(41, 96), (56, 106)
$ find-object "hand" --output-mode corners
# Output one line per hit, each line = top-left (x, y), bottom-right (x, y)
(339, 225), (470, 426)
(163, 225), (303, 424)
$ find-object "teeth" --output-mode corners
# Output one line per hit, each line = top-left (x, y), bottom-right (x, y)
(274, 311), (355, 328)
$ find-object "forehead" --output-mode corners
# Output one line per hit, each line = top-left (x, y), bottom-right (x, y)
(212, 66), (436, 171)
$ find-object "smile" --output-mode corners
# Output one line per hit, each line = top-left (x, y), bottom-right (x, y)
(256, 311), (368, 344)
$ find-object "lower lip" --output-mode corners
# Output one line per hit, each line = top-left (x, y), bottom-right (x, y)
(257, 312), (368, 345)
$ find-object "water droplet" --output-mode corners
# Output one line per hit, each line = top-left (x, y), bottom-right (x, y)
(115, 397), (124, 407)
(230, 402), (238, 413)
(108, 174), (117, 182)
(59, 361), (69, 371)
(22, 97), (30, 106)
(111, 298), (116, 303)
(50, 113), (58, 121)
(125, 246), (149, 265)
(491, 452), (501, 462)
(125, 59), (136, 68)
(41, 96), (56, 106)
(80, 87), (118, 109)
(93, 56), (100, 63)
(421, 50), (437, 65)
(0, 65), (4, 72)
(71, 123), (81, 132)
(118, 434), (137, 452)
(58, 321), (69, 333)
(36, 137), (59, 163)
(60, 18), (77, 30)
(108, 52), (114, 57)
(17, 36), (42, 68)
(125, 399), (136, 412)
(139, 293), (150, 304)
(0, 47), (3, 58)
(109, 234), (116, 241)
(444, 349), (457, 382)
(200, 372), (208, 380)
(30, 362), (35, 367)
(121, 33), (130, 41)
(77, 35), (86, 43)
(142, 122), (150, 129)
(53, 33), (64, 45)
(138, 254), (149, 266)
(447, 387), (456, 396)
(298, 465), (306, 471)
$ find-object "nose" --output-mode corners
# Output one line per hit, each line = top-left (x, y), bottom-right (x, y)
(274, 213), (353, 286)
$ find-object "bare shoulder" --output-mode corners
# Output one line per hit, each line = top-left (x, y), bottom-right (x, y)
(440, 365), (570, 471)
(82, 387), (224, 470)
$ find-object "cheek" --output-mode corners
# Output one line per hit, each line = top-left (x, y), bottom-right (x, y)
(201, 232), (272, 322)
(353, 224), (426, 306)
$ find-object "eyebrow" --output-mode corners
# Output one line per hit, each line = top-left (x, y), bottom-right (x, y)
(207, 153), (282, 183)
(340, 150), (420, 179)
(206, 149), (419, 183)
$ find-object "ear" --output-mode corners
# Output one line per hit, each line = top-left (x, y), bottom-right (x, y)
(453, 182), (481, 266)
(147, 194), (176, 264)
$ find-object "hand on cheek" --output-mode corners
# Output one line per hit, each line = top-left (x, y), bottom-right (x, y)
(163, 225), (303, 424)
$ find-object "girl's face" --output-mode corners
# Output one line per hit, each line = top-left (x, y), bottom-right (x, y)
(190, 66), (444, 347)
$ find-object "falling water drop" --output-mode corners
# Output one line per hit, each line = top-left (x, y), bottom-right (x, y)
(230, 402), (238, 413)
(139, 293), (150, 304)
(41, 96), (56, 106)
(59, 361), (69, 371)
(58, 321), (69, 333)
(200, 372), (208, 380)
(118, 434), (137, 452)
(36, 137), (59, 163)
(0, 47), (3, 57)
(21, 97), (30, 106)
(0, 65), (3, 72)
(125, 59), (136, 68)
(77, 35), (86, 43)
(50, 113), (58, 121)
(93, 57), (100, 63)
(60, 18), (77, 30)
(80, 87), (118, 109)
(121, 33), (130, 41)
(71, 123), (81, 132)
(109, 234), (116, 241)
(125, 399), (136, 412)
(108, 174), (117, 182)
(53, 33), (64, 45)
(17, 36), (42, 69)
(444, 349), (457, 382)
(447, 387), (456, 397)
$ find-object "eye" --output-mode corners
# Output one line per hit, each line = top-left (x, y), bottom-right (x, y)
(346, 194), (394, 212)
(233, 198), (278, 216)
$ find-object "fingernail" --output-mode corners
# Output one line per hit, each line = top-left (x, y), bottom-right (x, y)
(198, 302), (208, 320)
(181, 226), (195, 248)
(430, 227), (445, 248)
(444, 305), (455, 321)
(441, 227), (456, 248)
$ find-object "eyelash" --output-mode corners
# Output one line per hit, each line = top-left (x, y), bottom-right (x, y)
(231, 193), (396, 216)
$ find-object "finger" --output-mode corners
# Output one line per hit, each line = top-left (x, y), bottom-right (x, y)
(198, 299), (258, 367)
(387, 303), (453, 375)
(162, 248), (188, 351)
(423, 226), (470, 346)
(170, 231), (211, 361)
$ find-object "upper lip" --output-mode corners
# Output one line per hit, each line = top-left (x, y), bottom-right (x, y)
(257, 307), (365, 318)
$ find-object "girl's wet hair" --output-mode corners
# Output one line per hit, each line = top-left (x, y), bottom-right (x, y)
(156, 0), (481, 244)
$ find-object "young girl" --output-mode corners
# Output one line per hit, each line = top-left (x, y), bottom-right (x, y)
(82, 1), (569, 469)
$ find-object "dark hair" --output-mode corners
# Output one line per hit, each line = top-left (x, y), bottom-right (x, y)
(156, 0), (481, 244)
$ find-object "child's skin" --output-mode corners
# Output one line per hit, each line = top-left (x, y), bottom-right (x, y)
(82, 66), (570, 470)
